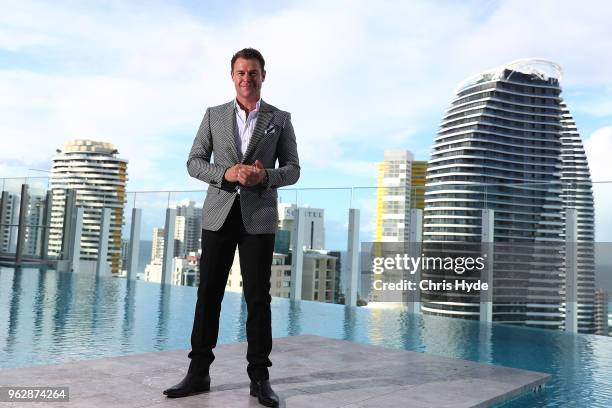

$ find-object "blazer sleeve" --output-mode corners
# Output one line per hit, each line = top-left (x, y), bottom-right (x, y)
(186, 107), (228, 187)
(264, 112), (300, 189)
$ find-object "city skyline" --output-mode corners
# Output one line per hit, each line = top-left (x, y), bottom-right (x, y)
(1, 2), (612, 229)
(2, 4), (612, 406)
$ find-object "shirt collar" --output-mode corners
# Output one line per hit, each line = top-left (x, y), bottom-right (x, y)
(234, 99), (261, 117)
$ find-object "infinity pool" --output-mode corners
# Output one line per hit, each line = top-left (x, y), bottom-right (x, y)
(1, 267), (611, 407)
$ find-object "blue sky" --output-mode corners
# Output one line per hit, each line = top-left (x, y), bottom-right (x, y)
(2, 0), (612, 244)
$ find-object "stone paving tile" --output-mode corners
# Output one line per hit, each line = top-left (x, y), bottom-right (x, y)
(0, 335), (549, 408)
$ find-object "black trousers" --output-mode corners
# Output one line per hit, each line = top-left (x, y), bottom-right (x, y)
(188, 198), (275, 380)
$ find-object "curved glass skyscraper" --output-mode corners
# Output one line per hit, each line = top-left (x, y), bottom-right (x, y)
(423, 59), (595, 332)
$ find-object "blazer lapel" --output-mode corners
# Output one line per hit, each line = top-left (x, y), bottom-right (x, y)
(241, 100), (273, 164)
(223, 101), (240, 163)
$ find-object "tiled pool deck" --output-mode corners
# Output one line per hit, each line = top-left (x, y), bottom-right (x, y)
(0, 335), (549, 408)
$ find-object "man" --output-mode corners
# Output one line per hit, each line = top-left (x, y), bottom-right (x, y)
(163, 48), (300, 407)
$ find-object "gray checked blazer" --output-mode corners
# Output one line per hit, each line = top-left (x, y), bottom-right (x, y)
(187, 100), (300, 234)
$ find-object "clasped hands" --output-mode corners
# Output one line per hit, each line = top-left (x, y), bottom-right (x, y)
(224, 160), (266, 187)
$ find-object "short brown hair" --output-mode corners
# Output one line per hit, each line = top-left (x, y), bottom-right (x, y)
(231, 48), (265, 72)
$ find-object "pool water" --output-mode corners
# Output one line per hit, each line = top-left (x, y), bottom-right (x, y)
(1, 267), (611, 407)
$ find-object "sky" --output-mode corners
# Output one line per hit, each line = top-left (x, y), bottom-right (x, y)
(2, 0), (612, 245)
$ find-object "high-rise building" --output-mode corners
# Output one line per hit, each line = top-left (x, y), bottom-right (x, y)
(144, 201), (202, 284)
(371, 151), (427, 305)
(226, 248), (338, 302)
(375, 150), (412, 243)
(301, 250), (338, 303)
(151, 227), (165, 263)
(0, 192), (18, 254)
(48, 140), (128, 273)
(226, 251), (291, 296)
(172, 200), (202, 258)
(120, 239), (129, 272)
(594, 289), (609, 336)
(225, 203), (338, 303)
(144, 203), (201, 285)
(423, 59), (571, 330)
(374, 150), (427, 243)
(176, 253), (200, 286)
(144, 253), (196, 285)
(270, 253), (292, 298)
(560, 102), (596, 333)
(410, 160), (428, 210)
(23, 195), (46, 257)
(0, 191), (46, 258)
(277, 203), (325, 250)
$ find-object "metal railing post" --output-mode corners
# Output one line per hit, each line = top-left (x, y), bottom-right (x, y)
(15, 184), (30, 264)
(565, 208), (578, 333)
(0, 191), (8, 252)
(161, 208), (176, 285)
(61, 189), (76, 260)
(40, 190), (53, 260)
(127, 208), (142, 280)
(407, 208), (423, 314)
(70, 207), (84, 273)
(346, 208), (360, 307)
(290, 207), (305, 300)
(96, 208), (111, 276)
(480, 209), (494, 323)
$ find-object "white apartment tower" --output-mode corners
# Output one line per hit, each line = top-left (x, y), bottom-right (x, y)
(48, 140), (128, 273)
(0, 193), (18, 254)
(151, 227), (165, 263)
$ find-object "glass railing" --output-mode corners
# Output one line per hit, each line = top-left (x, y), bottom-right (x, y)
(0, 177), (50, 260)
(0, 178), (610, 336)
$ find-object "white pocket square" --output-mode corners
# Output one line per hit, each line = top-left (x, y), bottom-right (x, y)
(264, 125), (276, 134)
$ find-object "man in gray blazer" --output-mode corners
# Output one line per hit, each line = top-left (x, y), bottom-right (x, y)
(163, 48), (299, 407)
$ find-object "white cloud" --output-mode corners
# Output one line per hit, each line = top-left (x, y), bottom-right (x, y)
(584, 126), (612, 241)
(1, 0), (612, 193)
(585, 126), (612, 183)
(570, 87), (612, 118)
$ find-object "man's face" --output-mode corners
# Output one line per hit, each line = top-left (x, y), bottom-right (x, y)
(231, 57), (265, 101)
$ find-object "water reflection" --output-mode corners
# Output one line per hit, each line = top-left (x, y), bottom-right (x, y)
(286, 299), (301, 336)
(121, 279), (136, 351)
(155, 283), (171, 349)
(5, 266), (23, 355)
(236, 296), (247, 342)
(398, 309), (425, 352)
(0, 267), (611, 407)
(342, 305), (356, 341)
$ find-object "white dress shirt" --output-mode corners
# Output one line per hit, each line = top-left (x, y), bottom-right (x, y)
(234, 99), (260, 158)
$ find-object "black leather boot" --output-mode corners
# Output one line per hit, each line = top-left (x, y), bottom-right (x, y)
(250, 379), (279, 407)
(163, 373), (210, 398)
